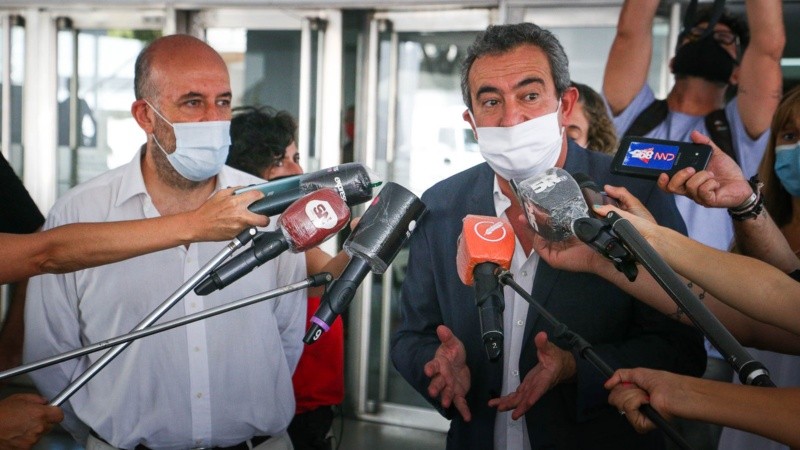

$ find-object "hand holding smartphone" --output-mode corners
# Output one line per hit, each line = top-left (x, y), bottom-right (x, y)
(611, 136), (712, 180)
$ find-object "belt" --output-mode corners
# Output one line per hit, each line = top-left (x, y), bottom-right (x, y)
(91, 430), (271, 450)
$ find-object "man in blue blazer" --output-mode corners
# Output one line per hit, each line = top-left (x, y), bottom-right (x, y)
(390, 23), (705, 450)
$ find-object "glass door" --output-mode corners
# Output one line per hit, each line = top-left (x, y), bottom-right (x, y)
(351, 8), (495, 431)
(194, 8), (342, 174)
(51, 9), (166, 195)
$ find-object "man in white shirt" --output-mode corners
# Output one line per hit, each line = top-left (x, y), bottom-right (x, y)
(24, 34), (305, 450)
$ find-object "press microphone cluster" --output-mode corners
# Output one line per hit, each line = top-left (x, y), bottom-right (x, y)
(512, 168), (637, 280)
(456, 215), (515, 361)
(303, 182), (427, 344)
(195, 188), (351, 295)
(235, 162), (381, 217)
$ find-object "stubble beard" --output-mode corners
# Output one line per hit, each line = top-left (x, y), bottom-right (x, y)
(150, 121), (204, 191)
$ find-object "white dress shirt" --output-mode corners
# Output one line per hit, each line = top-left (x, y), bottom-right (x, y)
(24, 151), (306, 450)
(491, 176), (536, 450)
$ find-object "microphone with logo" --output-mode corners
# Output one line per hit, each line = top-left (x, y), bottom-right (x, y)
(303, 182), (427, 344)
(236, 162), (381, 217)
(456, 215), (515, 361)
(194, 188), (351, 296)
(511, 167), (638, 280)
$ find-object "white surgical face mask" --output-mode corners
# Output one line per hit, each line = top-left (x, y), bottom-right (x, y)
(146, 100), (231, 182)
(472, 102), (564, 182)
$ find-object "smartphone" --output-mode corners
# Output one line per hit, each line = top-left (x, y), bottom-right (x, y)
(611, 136), (712, 180)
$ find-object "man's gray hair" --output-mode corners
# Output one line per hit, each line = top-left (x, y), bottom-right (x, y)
(460, 23), (570, 111)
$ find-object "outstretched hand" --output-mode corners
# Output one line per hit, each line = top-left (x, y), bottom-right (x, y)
(190, 187), (269, 241)
(424, 325), (472, 421)
(488, 331), (576, 420)
(656, 130), (752, 209)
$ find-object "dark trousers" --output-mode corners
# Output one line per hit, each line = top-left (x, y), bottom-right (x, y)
(287, 406), (335, 450)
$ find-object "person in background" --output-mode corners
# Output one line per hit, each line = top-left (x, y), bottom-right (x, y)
(24, 35), (305, 450)
(564, 81), (617, 154)
(604, 3), (784, 447)
(228, 105), (348, 450)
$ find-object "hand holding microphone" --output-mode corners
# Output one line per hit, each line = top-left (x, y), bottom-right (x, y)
(195, 188), (351, 295)
(513, 168), (637, 280)
(304, 182), (427, 344)
(239, 162), (380, 217)
(456, 215), (515, 361)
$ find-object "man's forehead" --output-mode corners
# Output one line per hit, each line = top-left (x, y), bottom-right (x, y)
(469, 45), (553, 90)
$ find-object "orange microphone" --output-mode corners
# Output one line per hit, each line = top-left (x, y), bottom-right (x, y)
(456, 215), (515, 361)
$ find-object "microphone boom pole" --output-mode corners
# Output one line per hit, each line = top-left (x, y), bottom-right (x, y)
(1, 273), (331, 381)
(48, 228), (259, 406)
(495, 269), (693, 450)
(601, 212), (774, 388)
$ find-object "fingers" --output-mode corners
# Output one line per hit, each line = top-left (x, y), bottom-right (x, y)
(436, 324), (454, 344)
(453, 396), (472, 422)
(231, 190), (269, 227)
(608, 382), (655, 433)
(689, 130), (713, 146)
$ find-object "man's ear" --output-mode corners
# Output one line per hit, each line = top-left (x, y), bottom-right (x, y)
(131, 99), (155, 134)
(462, 108), (478, 141)
(559, 86), (579, 124)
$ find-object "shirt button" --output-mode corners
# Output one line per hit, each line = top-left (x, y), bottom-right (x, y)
(196, 392), (203, 399)
(512, 369), (519, 376)
(190, 302), (197, 308)
(516, 320), (524, 326)
(521, 271), (528, 277)
(194, 346), (201, 352)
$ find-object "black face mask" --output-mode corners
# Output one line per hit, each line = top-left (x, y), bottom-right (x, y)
(672, 34), (736, 84)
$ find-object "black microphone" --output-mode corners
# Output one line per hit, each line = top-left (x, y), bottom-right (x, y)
(513, 168), (638, 280)
(244, 162), (381, 216)
(194, 188), (351, 295)
(456, 215), (516, 361)
(303, 182), (427, 344)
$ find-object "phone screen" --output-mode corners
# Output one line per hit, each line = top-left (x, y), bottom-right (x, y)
(621, 140), (680, 171)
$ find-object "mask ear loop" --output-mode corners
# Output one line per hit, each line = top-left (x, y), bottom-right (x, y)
(143, 100), (175, 157)
(144, 100), (174, 127)
(467, 108), (480, 141)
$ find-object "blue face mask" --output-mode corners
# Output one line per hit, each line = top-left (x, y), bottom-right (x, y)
(146, 101), (231, 182)
(775, 141), (800, 197)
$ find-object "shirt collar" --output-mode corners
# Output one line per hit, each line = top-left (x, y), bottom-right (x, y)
(492, 174), (511, 218)
(115, 145), (228, 209)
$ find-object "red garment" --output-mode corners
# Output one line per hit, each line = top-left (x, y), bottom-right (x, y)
(292, 296), (345, 413)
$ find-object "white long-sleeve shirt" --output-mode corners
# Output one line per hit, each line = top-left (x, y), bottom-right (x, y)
(24, 151), (306, 450)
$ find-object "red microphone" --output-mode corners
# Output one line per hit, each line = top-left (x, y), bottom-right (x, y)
(195, 188), (350, 295)
(456, 215), (515, 360)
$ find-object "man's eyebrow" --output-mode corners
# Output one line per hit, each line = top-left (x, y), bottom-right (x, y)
(177, 91), (233, 101)
(474, 77), (546, 98)
(512, 77), (546, 92)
